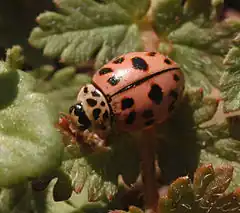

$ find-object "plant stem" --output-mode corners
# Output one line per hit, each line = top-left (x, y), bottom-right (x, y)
(137, 128), (159, 213)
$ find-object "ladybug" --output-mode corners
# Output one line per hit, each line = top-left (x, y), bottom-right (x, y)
(69, 52), (184, 137)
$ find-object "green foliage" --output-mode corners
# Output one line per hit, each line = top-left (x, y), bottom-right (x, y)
(158, 164), (239, 213)
(221, 33), (240, 112)
(0, 0), (239, 212)
(0, 46), (63, 187)
(29, 0), (150, 69)
(57, 130), (140, 202)
(110, 164), (240, 213)
(30, 65), (91, 113)
(154, 0), (240, 98)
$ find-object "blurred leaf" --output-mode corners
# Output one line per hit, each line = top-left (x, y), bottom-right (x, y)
(0, 46), (63, 187)
(158, 164), (240, 213)
(154, 0), (240, 97)
(0, 183), (33, 213)
(43, 179), (109, 213)
(29, 0), (150, 69)
(0, 179), (108, 213)
(220, 33), (240, 112)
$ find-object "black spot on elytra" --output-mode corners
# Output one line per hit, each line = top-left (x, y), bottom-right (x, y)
(145, 119), (155, 126)
(121, 98), (134, 110)
(108, 75), (120, 86)
(125, 111), (136, 125)
(83, 87), (88, 93)
(103, 110), (109, 120)
(100, 101), (105, 106)
(91, 90), (101, 97)
(132, 57), (148, 71)
(173, 73), (180, 81)
(113, 57), (124, 64)
(142, 109), (154, 119)
(87, 98), (97, 107)
(169, 90), (178, 99)
(168, 90), (179, 112)
(164, 58), (172, 65)
(148, 84), (163, 105)
(93, 108), (101, 120)
(147, 52), (156, 56)
(99, 68), (113, 75)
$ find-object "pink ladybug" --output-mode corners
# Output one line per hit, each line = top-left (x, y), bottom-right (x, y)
(68, 52), (184, 137)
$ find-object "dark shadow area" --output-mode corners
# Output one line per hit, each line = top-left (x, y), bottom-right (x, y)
(0, 0), (56, 68)
(224, 0), (240, 11)
(0, 70), (19, 109)
(156, 95), (201, 184)
(228, 116), (240, 140)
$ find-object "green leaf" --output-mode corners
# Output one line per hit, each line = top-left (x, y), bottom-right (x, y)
(158, 163), (240, 213)
(0, 179), (108, 213)
(30, 64), (139, 205)
(152, 1), (240, 184)
(0, 46), (63, 187)
(29, 0), (150, 68)
(155, 87), (240, 184)
(154, 0), (240, 96)
(220, 33), (240, 112)
(31, 65), (91, 113)
(200, 150), (240, 192)
(59, 131), (140, 203)
(25, 0), (240, 211)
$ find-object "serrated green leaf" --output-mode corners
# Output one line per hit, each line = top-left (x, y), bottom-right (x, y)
(200, 150), (240, 192)
(0, 46), (63, 187)
(220, 33), (240, 112)
(29, 0), (150, 68)
(31, 65), (91, 113)
(167, 176), (195, 210)
(155, 87), (240, 187)
(158, 163), (240, 213)
(24, 0), (240, 211)
(193, 164), (215, 198)
(59, 131), (140, 203)
(154, 0), (240, 97)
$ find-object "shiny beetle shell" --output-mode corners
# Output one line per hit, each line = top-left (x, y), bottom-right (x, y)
(90, 51), (185, 132)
